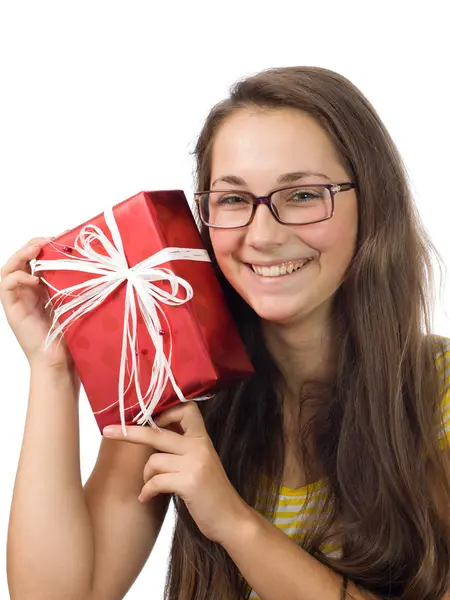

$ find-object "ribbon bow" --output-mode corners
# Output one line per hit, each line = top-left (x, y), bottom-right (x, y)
(33, 206), (211, 434)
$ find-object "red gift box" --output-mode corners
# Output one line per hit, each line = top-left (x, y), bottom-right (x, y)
(35, 190), (254, 431)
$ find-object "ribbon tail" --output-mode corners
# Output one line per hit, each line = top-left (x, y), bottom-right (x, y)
(134, 295), (186, 426)
(118, 282), (133, 436)
(44, 278), (124, 349)
(131, 282), (173, 425)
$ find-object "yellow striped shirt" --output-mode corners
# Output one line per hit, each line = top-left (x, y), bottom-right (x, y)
(248, 338), (450, 600)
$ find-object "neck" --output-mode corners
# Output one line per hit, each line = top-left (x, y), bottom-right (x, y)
(263, 303), (334, 400)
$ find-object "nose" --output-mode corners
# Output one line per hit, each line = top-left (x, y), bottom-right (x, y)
(244, 204), (289, 250)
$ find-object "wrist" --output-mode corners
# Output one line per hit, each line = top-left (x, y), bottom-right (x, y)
(29, 348), (73, 372)
(29, 358), (79, 388)
(219, 495), (260, 550)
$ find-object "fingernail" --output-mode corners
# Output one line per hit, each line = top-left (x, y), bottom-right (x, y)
(102, 425), (121, 436)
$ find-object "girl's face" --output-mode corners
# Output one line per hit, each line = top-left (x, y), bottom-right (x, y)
(209, 108), (358, 326)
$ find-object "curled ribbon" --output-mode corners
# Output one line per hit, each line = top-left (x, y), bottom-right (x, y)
(32, 206), (211, 435)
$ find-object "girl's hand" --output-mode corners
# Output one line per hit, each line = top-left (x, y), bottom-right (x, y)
(102, 401), (249, 545)
(0, 238), (74, 370)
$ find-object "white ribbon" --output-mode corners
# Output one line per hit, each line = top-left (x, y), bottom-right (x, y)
(32, 206), (211, 435)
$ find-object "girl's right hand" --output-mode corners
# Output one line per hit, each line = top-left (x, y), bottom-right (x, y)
(0, 238), (74, 370)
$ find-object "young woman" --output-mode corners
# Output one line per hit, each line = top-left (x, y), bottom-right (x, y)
(3, 66), (450, 600)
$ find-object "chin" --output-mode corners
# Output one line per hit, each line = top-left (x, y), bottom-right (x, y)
(244, 296), (312, 325)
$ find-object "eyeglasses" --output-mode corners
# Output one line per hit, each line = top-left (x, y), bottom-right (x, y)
(194, 182), (355, 229)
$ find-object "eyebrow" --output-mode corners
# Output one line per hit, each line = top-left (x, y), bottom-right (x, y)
(211, 170), (332, 187)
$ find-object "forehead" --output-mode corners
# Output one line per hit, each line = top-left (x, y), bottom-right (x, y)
(211, 108), (346, 187)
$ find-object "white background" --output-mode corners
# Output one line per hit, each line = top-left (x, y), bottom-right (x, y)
(1, 1), (449, 598)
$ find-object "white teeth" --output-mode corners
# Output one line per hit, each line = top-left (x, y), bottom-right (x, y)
(250, 259), (311, 277)
(269, 265), (279, 276)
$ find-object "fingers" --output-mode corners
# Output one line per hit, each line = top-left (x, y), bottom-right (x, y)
(0, 272), (40, 307)
(154, 402), (206, 438)
(143, 452), (181, 484)
(0, 238), (51, 281)
(102, 424), (190, 455)
(138, 473), (177, 502)
(1, 271), (40, 293)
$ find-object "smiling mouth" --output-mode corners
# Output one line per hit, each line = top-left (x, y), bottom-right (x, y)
(245, 258), (313, 278)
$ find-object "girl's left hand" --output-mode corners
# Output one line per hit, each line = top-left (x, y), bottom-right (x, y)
(102, 401), (250, 545)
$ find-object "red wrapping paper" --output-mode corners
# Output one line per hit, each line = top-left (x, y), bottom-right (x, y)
(37, 190), (254, 431)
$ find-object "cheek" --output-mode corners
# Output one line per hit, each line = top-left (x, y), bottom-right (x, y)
(299, 207), (358, 266)
(209, 230), (242, 270)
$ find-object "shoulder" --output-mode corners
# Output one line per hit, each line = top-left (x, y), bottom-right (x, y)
(435, 336), (450, 449)
(435, 336), (450, 398)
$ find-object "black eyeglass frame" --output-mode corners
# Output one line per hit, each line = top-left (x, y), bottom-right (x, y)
(194, 182), (356, 229)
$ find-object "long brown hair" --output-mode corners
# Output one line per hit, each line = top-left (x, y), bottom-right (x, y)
(164, 67), (450, 599)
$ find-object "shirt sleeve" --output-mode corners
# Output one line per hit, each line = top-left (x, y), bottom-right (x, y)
(437, 338), (450, 450)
